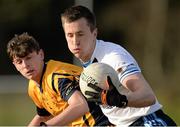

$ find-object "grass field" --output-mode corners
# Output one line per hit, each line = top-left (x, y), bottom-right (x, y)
(0, 93), (35, 126)
(155, 90), (180, 125)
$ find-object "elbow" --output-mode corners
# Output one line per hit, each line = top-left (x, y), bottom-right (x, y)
(79, 103), (89, 116)
(86, 105), (90, 112)
(152, 95), (156, 105)
(148, 94), (156, 105)
(85, 102), (90, 112)
(142, 93), (156, 107)
(81, 100), (90, 113)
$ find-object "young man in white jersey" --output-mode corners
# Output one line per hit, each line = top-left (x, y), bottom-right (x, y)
(61, 5), (177, 126)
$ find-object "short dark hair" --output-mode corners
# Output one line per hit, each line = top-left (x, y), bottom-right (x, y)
(7, 32), (40, 61)
(61, 5), (96, 32)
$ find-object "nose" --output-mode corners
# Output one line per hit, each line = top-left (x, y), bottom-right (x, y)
(73, 35), (80, 46)
(22, 60), (30, 69)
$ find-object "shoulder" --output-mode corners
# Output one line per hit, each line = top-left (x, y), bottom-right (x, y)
(96, 40), (131, 60)
(44, 60), (82, 82)
(46, 60), (83, 74)
(96, 40), (128, 55)
(44, 60), (82, 93)
(97, 39), (120, 48)
(95, 40), (140, 71)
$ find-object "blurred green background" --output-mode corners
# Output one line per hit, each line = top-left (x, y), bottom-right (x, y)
(0, 93), (35, 125)
(0, 0), (180, 125)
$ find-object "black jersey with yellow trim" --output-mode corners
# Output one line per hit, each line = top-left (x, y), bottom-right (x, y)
(28, 60), (110, 126)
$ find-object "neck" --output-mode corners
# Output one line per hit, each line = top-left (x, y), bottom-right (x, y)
(81, 40), (96, 62)
(33, 62), (44, 85)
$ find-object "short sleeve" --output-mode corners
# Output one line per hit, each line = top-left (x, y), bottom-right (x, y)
(58, 78), (79, 101)
(36, 106), (51, 116)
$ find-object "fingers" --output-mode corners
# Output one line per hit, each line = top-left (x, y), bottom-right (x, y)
(107, 76), (114, 87)
(87, 83), (102, 92)
(87, 98), (101, 105)
(85, 91), (99, 98)
(85, 91), (96, 96)
(107, 76), (120, 92)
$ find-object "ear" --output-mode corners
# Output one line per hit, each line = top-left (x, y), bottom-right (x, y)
(39, 49), (44, 60)
(93, 28), (98, 38)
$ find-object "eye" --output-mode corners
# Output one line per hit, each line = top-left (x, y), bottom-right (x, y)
(14, 59), (22, 64)
(78, 33), (84, 36)
(26, 56), (32, 60)
(67, 33), (73, 38)
(77, 32), (84, 36)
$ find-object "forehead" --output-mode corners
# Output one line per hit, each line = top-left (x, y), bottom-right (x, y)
(13, 51), (36, 61)
(64, 18), (90, 32)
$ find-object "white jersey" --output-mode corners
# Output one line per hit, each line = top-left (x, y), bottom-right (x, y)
(83, 40), (162, 126)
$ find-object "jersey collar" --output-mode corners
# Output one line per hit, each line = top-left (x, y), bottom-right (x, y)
(39, 63), (47, 93)
(82, 40), (99, 67)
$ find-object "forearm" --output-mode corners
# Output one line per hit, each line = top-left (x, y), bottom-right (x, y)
(108, 88), (155, 108)
(45, 91), (89, 126)
(45, 103), (89, 126)
(122, 73), (156, 107)
(125, 89), (156, 107)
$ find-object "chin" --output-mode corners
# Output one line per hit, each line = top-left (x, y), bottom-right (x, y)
(24, 74), (34, 80)
(74, 54), (82, 59)
(26, 76), (33, 80)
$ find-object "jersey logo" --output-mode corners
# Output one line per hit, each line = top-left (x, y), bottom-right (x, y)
(65, 85), (74, 96)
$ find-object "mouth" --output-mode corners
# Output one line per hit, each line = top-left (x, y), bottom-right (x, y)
(73, 48), (80, 53)
(26, 70), (34, 76)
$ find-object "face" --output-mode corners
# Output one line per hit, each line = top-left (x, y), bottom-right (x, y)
(63, 18), (97, 62)
(13, 50), (44, 82)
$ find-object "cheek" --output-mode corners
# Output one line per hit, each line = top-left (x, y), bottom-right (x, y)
(14, 65), (21, 72)
(65, 35), (72, 41)
(66, 37), (71, 43)
(66, 40), (73, 49)
(67, 42), (72, 49)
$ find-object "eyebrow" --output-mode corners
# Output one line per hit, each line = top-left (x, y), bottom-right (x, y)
(13, 58), (22, 63)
